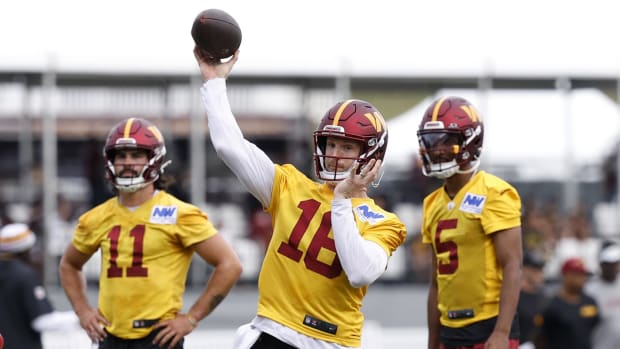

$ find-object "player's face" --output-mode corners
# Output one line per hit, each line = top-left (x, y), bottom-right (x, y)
(113, 149), (149, 178)
(323, 137), (362, 172)
(420, 132), (461, 164)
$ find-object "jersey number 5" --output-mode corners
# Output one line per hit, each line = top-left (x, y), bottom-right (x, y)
(277, 199), (343, 279)
(435, 219), (458, 275)
(106, 225), (148, 278)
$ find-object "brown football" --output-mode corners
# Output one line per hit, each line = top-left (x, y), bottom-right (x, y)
(191, 9), (242, 60)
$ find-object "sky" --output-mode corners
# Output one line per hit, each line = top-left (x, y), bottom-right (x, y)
(2, 0), (620, 77)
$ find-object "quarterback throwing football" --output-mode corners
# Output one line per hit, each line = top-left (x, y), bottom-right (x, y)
(194, 49), (406, 349)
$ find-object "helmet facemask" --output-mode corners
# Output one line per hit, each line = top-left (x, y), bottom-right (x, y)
(105, 146), (169, 193)
(103, 118), (171, 193)
(312, 100), (389, 187)
(314, 127), (387, 186)
(314, 132), (363, 182)
(418, 123), (482, 179)
(417, 96), (484, 179)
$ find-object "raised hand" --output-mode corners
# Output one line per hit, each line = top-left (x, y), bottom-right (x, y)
(193, 46), (239, 81)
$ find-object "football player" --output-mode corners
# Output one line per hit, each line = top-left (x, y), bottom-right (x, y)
(194, 49), (406, 349)
(418, 96), (523, 349)
(59, 118), (242, 348)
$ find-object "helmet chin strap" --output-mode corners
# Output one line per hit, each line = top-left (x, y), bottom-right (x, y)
(423, 159), (459, 179)
(319, 163), (354, 182)
(115, 176), (154, 193)
(423, 151), (481, 179)
(112, 163), (153, 193)
(456, 159), (480, 175)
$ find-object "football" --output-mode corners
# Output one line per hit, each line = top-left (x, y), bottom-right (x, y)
(191, 9), (242, 60)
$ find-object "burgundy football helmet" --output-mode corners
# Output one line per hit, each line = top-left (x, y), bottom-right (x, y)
(417, 96), (484, 179)
(313, 99), (388, 184)
(103, 118), (170, 192)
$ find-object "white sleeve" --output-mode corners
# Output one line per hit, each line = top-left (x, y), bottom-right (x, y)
(331, 199), (389, 288)
(200, 79), (275, 208)
(31, 310), (80, 332)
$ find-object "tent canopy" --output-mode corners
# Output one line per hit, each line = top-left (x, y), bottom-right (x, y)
(384, 88), (620, 181)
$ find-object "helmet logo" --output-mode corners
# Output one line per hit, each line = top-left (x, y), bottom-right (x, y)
(460, 105), (482, 122)
(148, 126), (164, 142)
(364, 112), (385, 132)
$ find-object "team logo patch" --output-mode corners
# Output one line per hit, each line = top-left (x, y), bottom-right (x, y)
(580, 304), (598, 317)
(459, 193), (486, 214)
(354, 204), (386, 225)
(150, 205), (178, 224)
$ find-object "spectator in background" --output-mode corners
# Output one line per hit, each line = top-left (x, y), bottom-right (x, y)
(84, 137), (112, 207)
(585, 242), (620, 349)
(0, 223), (79, 349)
(601, 146), (618, 202)
(46, 195), (78, 268)
(537, 257), (600, 349)
(518, 251), (547, 349)
(544, 205), (599, 280)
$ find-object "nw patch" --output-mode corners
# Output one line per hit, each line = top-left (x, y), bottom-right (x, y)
(459, 193), (486, 214)
(150, 205), (178, 224)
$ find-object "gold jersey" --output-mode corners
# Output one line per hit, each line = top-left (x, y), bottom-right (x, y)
(71, 191), (217, 338)
(421, 171), (521, 327)
(257, 164), (406, 347)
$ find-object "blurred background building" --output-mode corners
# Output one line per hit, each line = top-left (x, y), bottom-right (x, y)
(4, 2), (620, 347)
(1, 64), (619, 286)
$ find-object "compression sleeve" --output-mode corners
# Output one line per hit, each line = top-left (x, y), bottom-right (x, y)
(201, 79), (275, 208)
(331, 198), (388, 287)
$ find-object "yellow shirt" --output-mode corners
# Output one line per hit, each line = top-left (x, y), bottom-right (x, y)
(72, 191), (217, 338)
(421, 171), (521, 327)
(257, 164), (406, 347)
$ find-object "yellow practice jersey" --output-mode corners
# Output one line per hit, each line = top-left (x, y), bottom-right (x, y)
(71, 191), (217, 338)
(258, 164), (406, 347)
(421, 171), (521, 328)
